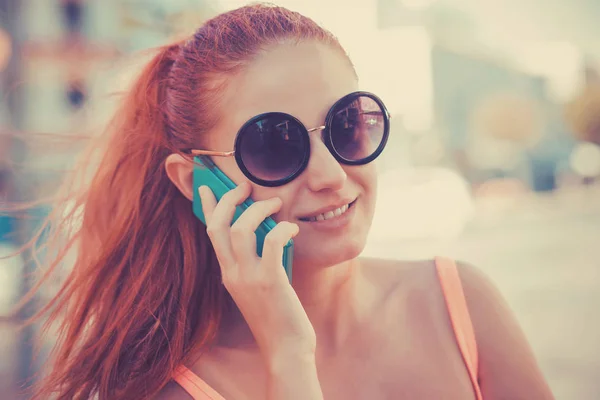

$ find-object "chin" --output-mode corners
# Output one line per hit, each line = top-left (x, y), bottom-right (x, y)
(289, 198), (375, 269)
(293, 233), (367, 269)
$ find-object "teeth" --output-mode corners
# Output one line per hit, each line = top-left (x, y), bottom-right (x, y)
(309, 203), (351, 222)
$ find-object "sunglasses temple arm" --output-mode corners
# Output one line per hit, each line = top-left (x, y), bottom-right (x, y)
(190, 150), (235, 157)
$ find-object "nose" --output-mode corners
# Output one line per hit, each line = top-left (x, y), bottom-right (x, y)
(304, 138), (347, 192)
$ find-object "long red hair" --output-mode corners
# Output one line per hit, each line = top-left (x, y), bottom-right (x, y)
(12, 4), (348, 399)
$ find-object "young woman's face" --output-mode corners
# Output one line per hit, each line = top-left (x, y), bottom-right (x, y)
(206, 42), (379, 269)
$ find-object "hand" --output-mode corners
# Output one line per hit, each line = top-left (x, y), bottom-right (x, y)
(199, 181), (316, 359)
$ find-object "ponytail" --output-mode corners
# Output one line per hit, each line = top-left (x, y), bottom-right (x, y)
(13, 4), (352, 398)
(18, 40), (225, 400)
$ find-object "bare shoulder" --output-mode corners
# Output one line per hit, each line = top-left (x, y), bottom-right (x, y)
(454, 261), (498, 298)
(360, 256), (507, 306)
(454, 261), (555, 399)
(358, 256), (446, 310)
(363, 257), (553, 398)
(359, 256), (440, 292)
(152, 380), (193, 400)
(452, 260), (523, 336)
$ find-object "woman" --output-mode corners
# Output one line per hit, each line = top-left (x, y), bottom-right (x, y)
(19, 4), (553, 400)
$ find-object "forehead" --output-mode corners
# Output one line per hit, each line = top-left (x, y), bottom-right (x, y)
(211, 42), (358, 146)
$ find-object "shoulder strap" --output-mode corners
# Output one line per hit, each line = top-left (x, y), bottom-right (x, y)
(173, 365), (226, 400)
(173, 260), (481, 400)
(435, 257), (482, 399)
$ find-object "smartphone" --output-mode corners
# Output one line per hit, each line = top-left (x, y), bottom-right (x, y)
(192, 156), (293, 282)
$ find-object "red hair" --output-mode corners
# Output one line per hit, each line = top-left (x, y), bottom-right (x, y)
(12, 4), (348, 399)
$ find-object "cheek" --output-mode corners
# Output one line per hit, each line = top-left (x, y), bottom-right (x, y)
(354, 165), (378, 214)
(368, 169), (378, 195)
(350, 163), (378, 195)
(211, 157), (247, 184)
(248, 185), (279, 202)
(248, 185), (299, 222)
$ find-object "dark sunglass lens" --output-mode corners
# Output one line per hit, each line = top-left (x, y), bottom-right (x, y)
(330, 95), (386, 161)
(237, 115), (307, 182)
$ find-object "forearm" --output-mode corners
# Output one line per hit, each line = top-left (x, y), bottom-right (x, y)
(266, 352), (323, 400)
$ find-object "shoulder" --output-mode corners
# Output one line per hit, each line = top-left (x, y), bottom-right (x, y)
(369, 258), (553, 397)
(152, 380), (194, 400)
(452, 261), (520, 339)
(454, 261), (554, 399)
(359, 256), (439, 290)
(359, 257), (447, 312)
(376, 257), (513, 314)
(359, 256), (499, 300)
(361, 256), (506, 313)
(362, 257), (553, 397)
(454, 260), (498, 298)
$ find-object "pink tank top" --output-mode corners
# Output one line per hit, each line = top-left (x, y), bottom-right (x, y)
(173, 257), (483, 399)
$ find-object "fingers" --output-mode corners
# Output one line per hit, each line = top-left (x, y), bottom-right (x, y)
(199, 181), (298, 285)
(199, 182), (251, 271)
(198, 185), (218, 221)
(260, 221), (299, 274)
(230, 197), (283, 264)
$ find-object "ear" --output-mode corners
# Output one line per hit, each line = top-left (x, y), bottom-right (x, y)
(165, 153), (194, 201)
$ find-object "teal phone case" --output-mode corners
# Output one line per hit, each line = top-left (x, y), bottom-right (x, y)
(192, 156), (293, 281)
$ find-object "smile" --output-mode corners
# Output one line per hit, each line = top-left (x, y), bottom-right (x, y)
(298, 199), (357, 222)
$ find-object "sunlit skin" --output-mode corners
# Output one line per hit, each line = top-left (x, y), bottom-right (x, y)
(163, 41), (554, 399)
(204, 43), (375, 278)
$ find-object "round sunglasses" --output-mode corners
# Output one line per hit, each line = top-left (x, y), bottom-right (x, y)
(189, 91), (391, 187)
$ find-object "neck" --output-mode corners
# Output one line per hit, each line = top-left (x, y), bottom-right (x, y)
(291, 256), (356, 317)
(294, 257), (364, 352)
(215, 257), (367, 352)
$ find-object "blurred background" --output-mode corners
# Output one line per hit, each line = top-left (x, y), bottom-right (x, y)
(0, 0), (599, 398)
